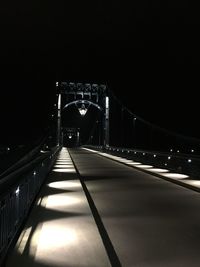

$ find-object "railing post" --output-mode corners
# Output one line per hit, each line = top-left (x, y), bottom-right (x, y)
(57, 93), (61, 146)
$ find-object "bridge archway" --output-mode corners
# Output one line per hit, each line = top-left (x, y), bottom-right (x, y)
(56, 82), (109, 147)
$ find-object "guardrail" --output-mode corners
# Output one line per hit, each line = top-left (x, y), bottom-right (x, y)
(0, 145), (60, 265)
(84, 145), (200, 179)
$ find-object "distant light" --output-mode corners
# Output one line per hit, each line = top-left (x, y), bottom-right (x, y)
(153, 154), (156, 158)
(134, 117), (137, 121)
(177, 150), (180, 153)
(105, 96), (109, 108)
(165, 163), (168, 166)
(168, 156), (171, 160)
(56, 82), (58, 87)
(15, 187), (20, 195)
(188, 159), (192, 163)
(191, 149), (194, 153)
(7, 147), (10, 151)
(122, 150), (124, 152)
(127, 150), (130, 153)
(78, 104), (88, 116)
(69, 135), (72, 139)
(134, 152), (137, 154)
(170, 149), (173, 152)
(143, 153), (145, 155)
(33, 171), (37, 175)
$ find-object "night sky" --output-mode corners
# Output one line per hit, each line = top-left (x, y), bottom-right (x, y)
(0, 1), (200, 145)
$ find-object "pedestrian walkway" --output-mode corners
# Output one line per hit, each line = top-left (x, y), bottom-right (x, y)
(83, 147), (200, 193)
(5, 148), (110, 267)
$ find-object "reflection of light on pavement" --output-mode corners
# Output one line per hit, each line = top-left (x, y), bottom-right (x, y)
(52, 168), (76, 173)
(56, 160), (72, 162)
(162, 173), (189, 179)
(148, 168), (169, 173)
(48, 181), (81, 189)
(38, 225), (77, 248)
(54, 165), (74, 168)
(41, 194), (81, 208)
(182, 180), (200, 187)
(127, 162), (142, 165)
(134, 164), (153, 169)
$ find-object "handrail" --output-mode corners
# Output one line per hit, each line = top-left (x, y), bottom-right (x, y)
(84, 145), (200, 161)
(0, 145), (61, 265)
(0, 135), (49, 179)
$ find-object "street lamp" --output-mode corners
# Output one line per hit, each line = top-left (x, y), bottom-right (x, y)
(78, 103), (88, 116)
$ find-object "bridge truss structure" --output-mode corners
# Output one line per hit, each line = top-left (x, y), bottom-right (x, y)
(56, 82), (109, 147)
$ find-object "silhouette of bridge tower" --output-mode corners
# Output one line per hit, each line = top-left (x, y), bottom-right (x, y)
(56, 82), (109, 147)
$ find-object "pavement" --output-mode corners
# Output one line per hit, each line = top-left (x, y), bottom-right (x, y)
(69, 147), (200, 267)
(5, 148), (111, 267)
(83, 147), (200, 193)
(5, 147), (200, 267)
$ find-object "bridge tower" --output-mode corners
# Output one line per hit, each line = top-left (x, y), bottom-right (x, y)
(56, 82), (109, 147)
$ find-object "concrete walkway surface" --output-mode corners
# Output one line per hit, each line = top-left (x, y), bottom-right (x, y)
(5, 148), (111, 267)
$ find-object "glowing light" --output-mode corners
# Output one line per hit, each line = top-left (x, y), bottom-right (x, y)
(54, 165), (74, 168)
(78, 104), (87, 116)
(106, 96), (109, 108)
(37, 225), (77, 250)
(48, 181), (81, 189)
(153, 154), (156, 158)
(127, 162), (142, 165)
(188, 159), (192, 163)
(52, 168), (76, 173)
(15, 187), (20, 194)
(183, 180), (200, 187)
(136, 165), (153, 169)
(143, 153), (145, 155)
(163, 173), (189, 179)
(58, 94), (61, 109)
(168, 156), (171, 160)
(149, 168), (169, 173)
(44, 195), (81, 208)
(191, 149), (194, 153)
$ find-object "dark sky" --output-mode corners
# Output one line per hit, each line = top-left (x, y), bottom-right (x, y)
(0, 1), (200, 144)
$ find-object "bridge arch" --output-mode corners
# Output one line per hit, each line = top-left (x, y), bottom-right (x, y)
(63, 100), (102, 111)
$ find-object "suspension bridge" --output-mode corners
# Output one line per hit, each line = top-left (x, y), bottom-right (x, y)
(1, 82), (200, 267)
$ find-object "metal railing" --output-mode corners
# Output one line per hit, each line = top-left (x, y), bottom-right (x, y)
(0, 145), (60, 265)
(84, 145), (200, 179)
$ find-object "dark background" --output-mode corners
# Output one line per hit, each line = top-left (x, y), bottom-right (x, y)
(0, 1), (199, 145)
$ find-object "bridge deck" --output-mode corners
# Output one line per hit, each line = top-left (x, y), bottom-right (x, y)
(5, 147), (200, 267)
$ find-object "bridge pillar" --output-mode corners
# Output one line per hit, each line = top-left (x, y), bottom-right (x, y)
(104, 95), (109, 147)
(57, 93), (61, 146)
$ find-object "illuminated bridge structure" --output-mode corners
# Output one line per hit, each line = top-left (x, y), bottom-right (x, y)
(1, 82), (200, 267)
